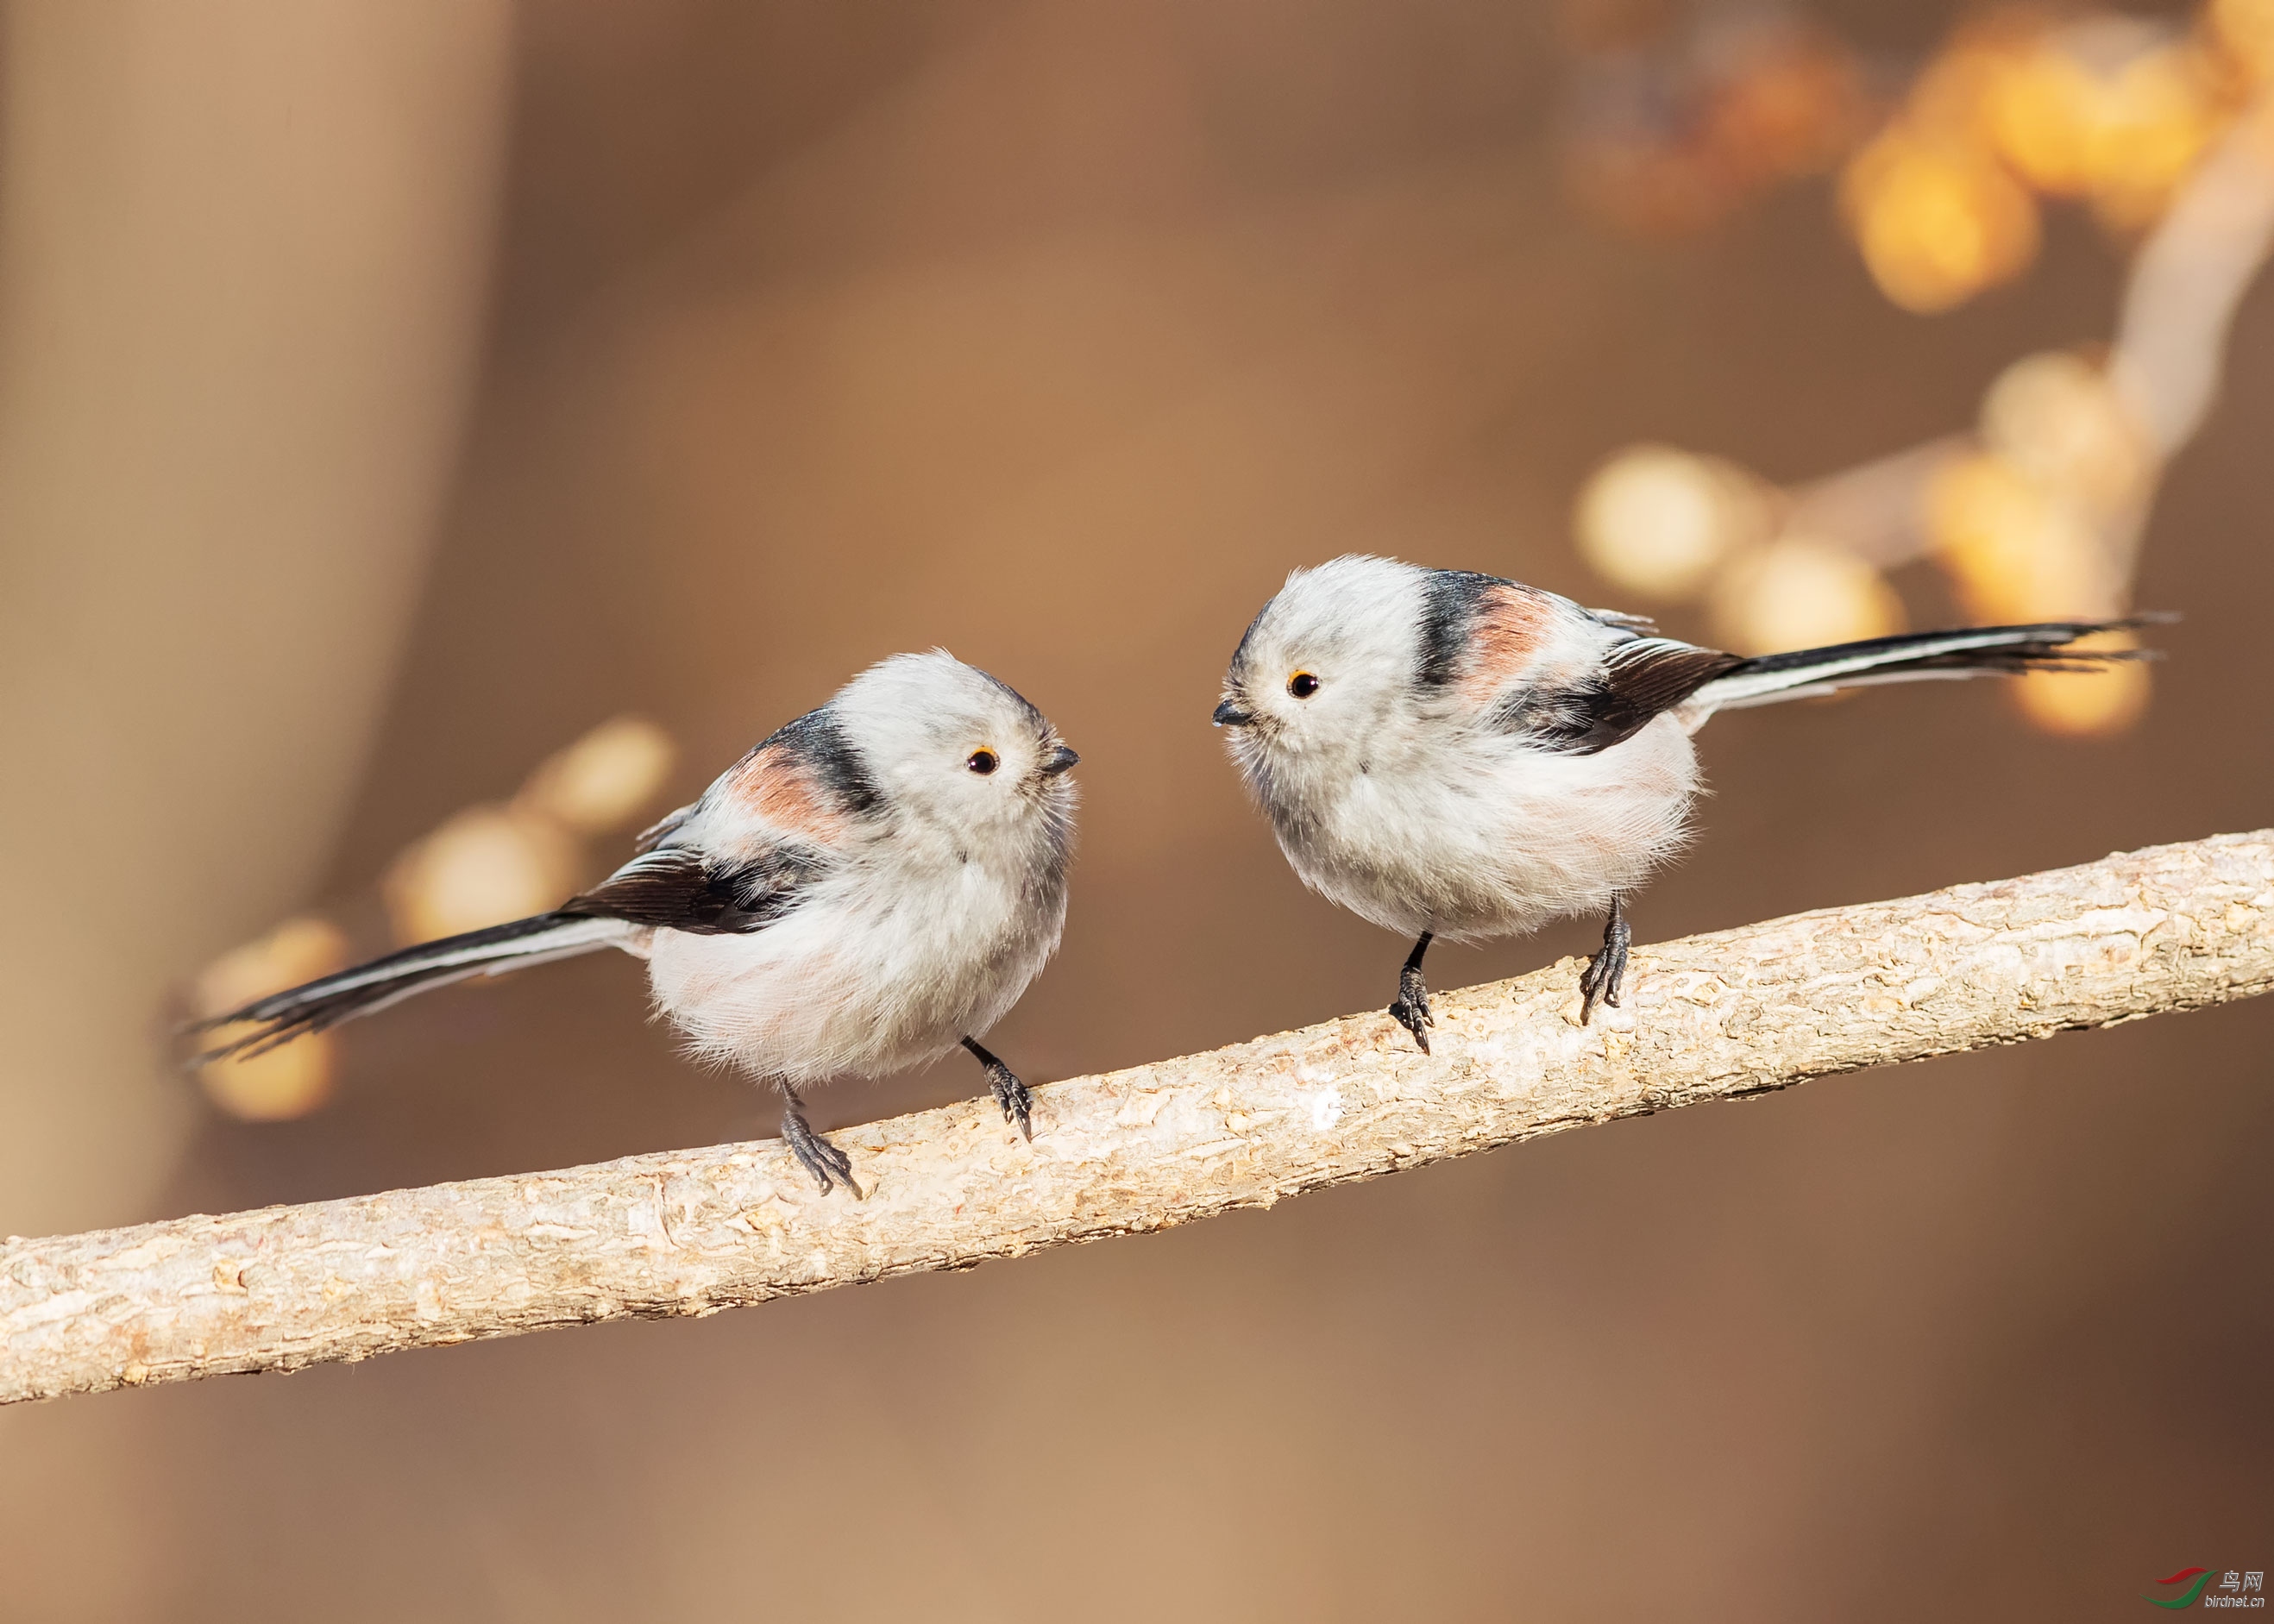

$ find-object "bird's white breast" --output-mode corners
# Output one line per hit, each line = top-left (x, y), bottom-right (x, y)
(642, 831), (1065, 1084)
(1276, 712), (1701, 942)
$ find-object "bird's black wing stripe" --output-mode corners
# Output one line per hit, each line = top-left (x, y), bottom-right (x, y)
(559, 845), (823, 935)
(1602, 639), (1751, 714)
(763, 708), (883, 818)
(1499, 638), (1745, 755)
(1414, 570), (1510, 692)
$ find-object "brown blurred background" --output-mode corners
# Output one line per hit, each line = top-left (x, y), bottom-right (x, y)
(1, 2), (2269, 1618)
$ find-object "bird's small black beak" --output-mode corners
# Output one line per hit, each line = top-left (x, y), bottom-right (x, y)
(1040, 744), (1080, 776)
(1212, 699), (1253, 728)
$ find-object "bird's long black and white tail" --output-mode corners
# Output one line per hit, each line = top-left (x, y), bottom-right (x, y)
(1682, 616), (2164, 724)
(190, 912), (634, 1063)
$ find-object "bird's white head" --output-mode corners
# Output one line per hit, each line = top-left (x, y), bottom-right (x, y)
(831, 651), (1078, 851)
(1214, 555), (1433, 787)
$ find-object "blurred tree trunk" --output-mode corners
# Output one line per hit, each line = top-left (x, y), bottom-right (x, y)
(0, 0), (516, 1238)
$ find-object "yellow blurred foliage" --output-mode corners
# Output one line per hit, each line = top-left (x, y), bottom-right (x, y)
(519, 715), (676, 837)
(1927, 454), (2112, 623)
(1981, 36), (2111, 194)
(2014, 632), (2154, 734)
(1979, 31), (2220, 223)
(192, 917), (351, 1121)
(1840, 11), (2227, 307)
(2083, 45), (2225, 230)
(1710, 537), (1905, 654)
(383, 802), (583, 944)
(1574, 445), (1774, 601)
(2212, 0), (2274, 85)
(1979, 349), (2154, 513)
(1841, 123), (2040, 312)
(183, 715), (679, 1123)
(198, 1040), (339, 1124)
(1574, 8), (2197, 737)
(1574, 5), (2244, 296)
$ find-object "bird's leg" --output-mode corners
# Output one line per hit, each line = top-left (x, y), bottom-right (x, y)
(778, 1083), (859, 1197)
(1579, 894), (1631, 1025)
(1388, 931), (1435, 1052)
(963, 1036), (1033, 1140)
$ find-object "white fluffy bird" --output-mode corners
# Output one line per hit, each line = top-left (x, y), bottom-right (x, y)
(198, 651), (1079, 1194)
(1214, 555), (2152, 1048)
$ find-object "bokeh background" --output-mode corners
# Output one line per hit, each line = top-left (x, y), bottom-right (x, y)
(2, 2), (2270, 1618)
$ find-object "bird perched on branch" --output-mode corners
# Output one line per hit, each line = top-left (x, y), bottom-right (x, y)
(195, 652), (1080, 1194)
(1213, 555), (2158, 1049)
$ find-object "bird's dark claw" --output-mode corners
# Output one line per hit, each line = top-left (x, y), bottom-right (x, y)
(1389, 970), (1433, 1052)
(781, 1096), (859, 1197)
(1579, 896), (1631, 1026)
(963, 1037), (1033, 1140)
(985, 1062), (1033, 1141)
(1388, 932), (1435, 1052)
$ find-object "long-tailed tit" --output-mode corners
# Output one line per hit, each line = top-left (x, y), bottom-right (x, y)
(196, 651), (1080, 1194)
(1213, 555), (2157, 1048)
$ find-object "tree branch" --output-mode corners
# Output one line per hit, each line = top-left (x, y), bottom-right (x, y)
(7, 831), (2271, 1406)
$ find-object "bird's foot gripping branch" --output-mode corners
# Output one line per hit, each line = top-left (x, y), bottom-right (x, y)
(8, 831), (2272, 1407)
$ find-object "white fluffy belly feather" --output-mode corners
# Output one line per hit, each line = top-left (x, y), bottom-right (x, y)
(1283, 713), (1700, 941)
(643, 862), (1062, 1084)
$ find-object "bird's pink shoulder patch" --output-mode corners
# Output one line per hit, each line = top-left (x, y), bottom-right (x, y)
(1458, 583), (1554, 700)
(726, 745), (846, 843)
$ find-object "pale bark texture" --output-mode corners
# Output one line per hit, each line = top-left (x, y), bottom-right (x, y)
(5, 831), (2271, 1407)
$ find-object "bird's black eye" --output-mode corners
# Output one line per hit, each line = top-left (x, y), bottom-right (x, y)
(1288, 672), (1321, 699)
(966, 749), (1000, 775)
